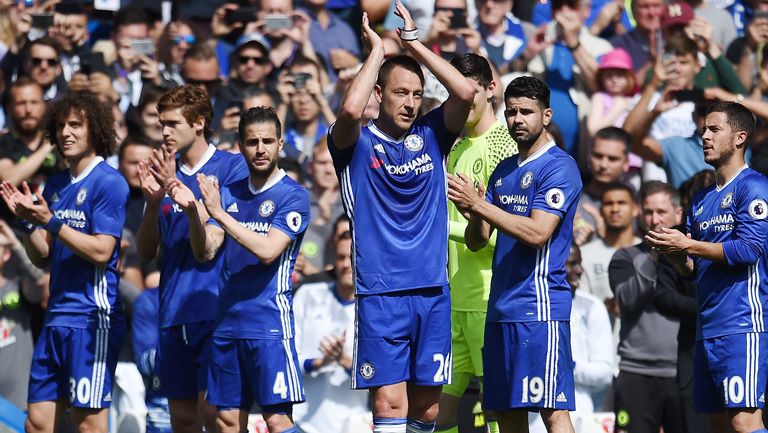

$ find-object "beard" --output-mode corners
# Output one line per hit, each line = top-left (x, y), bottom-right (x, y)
(249, 157), (278, 179)
(705, 142), (737, 168)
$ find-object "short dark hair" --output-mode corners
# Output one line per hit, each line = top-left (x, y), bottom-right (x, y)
(639, 181), (681, 209)
(504, 76), (550, 108)
(706, 101), (756, 142)
(450, 53), (492, 88)
(27, 36), (62, 59)
(44, 92), (117, 158)
(594, 127), (631, 155)
(239, 106), (282, 141)
(664, 34), (698, 58)
(377, 55), (424, 89)
(157, 85), (214, 140)
(118, 135), (155, 162)
(3, 77), (43, 108)
(184, 42), (218, 63)
(601, 182), (636, 203)
(113, 6), (150, 32)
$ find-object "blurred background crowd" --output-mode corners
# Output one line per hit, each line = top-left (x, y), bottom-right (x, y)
(2, 0), (768, 432)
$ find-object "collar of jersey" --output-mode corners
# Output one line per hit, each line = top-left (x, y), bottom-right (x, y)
(179, 144), (216, 176)
(517, 140), (556, 167)
(248, 169), (286, 195)
(368, 120), (408, 144)
(70, 156), (104, 184)
(715, 163), (749, 192)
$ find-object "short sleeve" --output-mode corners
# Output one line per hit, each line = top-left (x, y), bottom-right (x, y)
(724, 175), (768, 264)
(531, 158), (581, 218)
(92, 174), (128, 237)
(420, 104), (460, 156)
(327, 124), (355, 170)
(271, 188), (311, 240)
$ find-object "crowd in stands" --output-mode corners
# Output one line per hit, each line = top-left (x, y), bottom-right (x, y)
(1, 0), (768, 432)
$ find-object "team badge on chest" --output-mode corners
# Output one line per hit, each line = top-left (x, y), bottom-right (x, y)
(721, 192), (733, 209)
(259, 200), (275, 217)
(404, 134), (424, 152)
(520, 171), (534, 189)
(76, 188), (87, 205)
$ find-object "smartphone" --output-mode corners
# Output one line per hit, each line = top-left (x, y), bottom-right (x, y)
(292, 72), (311, 89)
(131, 38), (156, 57)
(227, 98), (243, 111)
(449, 8), (467, 29)
(80, 52), (109, 76)
(55, 2), (84, 14)
(30, 13), (54, 29)
(265, 14), (293, 31)
(675, 88), (705, 104)
(544, 21), (559, 44)
(224, 7), (259, 25)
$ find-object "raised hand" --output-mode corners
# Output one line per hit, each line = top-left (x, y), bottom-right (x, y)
(361, 12), (383, 53)
(138, 160), (165, 205)
(149, 145), (177, 189)
(12, 182), (53, 226)
(166, 179), (197, 212)
(394, 0), (416, 31)
(196, 173), (223, 219)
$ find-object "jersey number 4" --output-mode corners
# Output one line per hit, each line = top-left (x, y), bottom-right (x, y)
(273, 372), (288, 399)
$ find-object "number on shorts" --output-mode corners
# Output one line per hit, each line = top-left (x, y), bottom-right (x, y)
(273, 372), (288, 399)
(433, 353), (451, 383)
(723, 376), (744, 404)
(521, 376), (544, 404)
(69, 377), (91, 405)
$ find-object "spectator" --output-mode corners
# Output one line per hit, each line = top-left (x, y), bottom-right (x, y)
(527, 0), (612, 156)
(574, 127), (631, 244)
(300, 137), (342, 277)
(425, 0), (483, 59)
(0, 220), (43, 411)
(306, 0), (361, 82)
(586, 48), (636, 137)
(580, 183), (640, 309)
(118, 137), (155, 235)
(279, 57), (336, 165)
(609, 0), (664, 85)
(609, 181), (684, 433)
(111, 6), (159, 112)
(726, 0), (768, 92)
(293, 219), (370, 433)
(23, 37), (66, 101)
(126, 86), (165, 147)
(0, 79), (55, 187)
(49, 4), (90, 82)
(475, 0), (534, 75)
(686, 0), (737, 51)
(156, 20), (199, 88)
(257, 0), (323, 72)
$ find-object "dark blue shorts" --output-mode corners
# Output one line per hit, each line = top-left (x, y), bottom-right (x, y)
(28, 325), (124, 408)
(483, 321), (575, 411)
(207, 337), (304, 411)
(694, 332), (767, 413)
(352, 285), (452, 389)
(157, 321), (214, 400)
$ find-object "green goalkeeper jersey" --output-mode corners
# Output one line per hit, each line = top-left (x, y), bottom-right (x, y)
(447, 120), (517, 312)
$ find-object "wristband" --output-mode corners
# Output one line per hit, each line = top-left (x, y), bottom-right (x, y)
(44, 216), (64, 236)
(568, 41), (581, 51)
(400, 28), (418, 41)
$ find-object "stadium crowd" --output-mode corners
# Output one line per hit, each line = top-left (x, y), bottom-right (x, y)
(0, 0), (767, 433)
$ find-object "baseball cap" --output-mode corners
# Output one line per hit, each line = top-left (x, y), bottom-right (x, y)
(234, 32), (272, 53)
(661, 2), (694, 28)
(598, 48), (633, 71)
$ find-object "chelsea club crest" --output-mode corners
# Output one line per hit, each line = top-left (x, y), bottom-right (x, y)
(404, 134), (424, 152)
(520, 171), (534, 189)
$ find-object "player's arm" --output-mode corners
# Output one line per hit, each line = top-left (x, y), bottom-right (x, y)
(135, 160), (165, 261)
(449, 173), (561, 249)
(394, 2), (474, 134)
(22, 229), (51, 268)
(331, 13), (384, 151)
(165, 178), (224, 262)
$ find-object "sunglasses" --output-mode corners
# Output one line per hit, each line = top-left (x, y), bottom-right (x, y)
(31, 57), (59, 67)
(172, 35), (196, 45)
(238, 55), (269, 65)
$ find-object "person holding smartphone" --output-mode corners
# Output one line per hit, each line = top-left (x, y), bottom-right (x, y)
(425, 0), (483, 59)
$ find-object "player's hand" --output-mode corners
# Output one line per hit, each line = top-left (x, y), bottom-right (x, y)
(149, 145), (177, 189)
(166, 179), (197, 213)
(138, 160), (165, 205)
(447, 173), (483, 213)
(394, 1), (417, 38)
(361, 12), (383, 53)
(11, 182), (53, 226)
(645, 227), (692, 255)
(197, 173), (224, 220)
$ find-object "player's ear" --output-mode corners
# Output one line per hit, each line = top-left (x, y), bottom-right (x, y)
(487, 81), (496, 102)
(374, 84), (383, 104)
(542, 107), (553, 126)
(734, 130), (748, 149)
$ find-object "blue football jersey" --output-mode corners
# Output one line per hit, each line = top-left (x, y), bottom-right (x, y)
(484, 142), (582, 322)
(41, 157), (129, 328)
(327, 106), (457, 295)
(212, 171), (310, 340)
(157, 145), (248, 328)
(687, 165), (768, 339)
